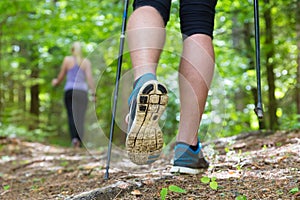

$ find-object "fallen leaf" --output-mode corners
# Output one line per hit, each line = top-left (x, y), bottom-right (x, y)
(131, 189), (142, 196)
(143, 179), (155, 185)
(232, 142), (247, 150)
(117, 182), (130, 189)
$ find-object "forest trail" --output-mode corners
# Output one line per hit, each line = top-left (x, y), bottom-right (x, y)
(0, 130), (299, 200)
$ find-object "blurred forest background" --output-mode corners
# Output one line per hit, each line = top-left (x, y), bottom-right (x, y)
(0, 0), (299, 149)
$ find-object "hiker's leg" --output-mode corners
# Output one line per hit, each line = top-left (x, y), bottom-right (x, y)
(128, 1), (171, 79)
(73, 90), (88, 143)
(169, 0), (217, 174)
(125, 1), (171, 165)
(177, 0), (217, 145)
(64, 90), (78, 143)
(177, 35), (215, 145)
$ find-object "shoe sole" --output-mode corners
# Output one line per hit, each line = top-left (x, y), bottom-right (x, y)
(169, 166), (202, 175)
(126, 80), (168, 165)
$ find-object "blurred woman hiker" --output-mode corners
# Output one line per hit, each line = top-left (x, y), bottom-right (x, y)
(52, 42), (96, 148)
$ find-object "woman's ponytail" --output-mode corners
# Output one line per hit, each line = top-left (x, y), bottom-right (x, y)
(71, 42), (83, 65)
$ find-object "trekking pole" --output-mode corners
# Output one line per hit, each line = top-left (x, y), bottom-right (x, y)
(104, 0), (130, 180)
(253, 0), (263, 119)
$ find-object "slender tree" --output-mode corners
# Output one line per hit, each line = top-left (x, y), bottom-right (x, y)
(263, 0), (279, 129)
(0, 24), (3, 115)
(296, 0), (300, 119)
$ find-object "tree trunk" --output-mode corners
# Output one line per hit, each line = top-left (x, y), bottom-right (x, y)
(263, 0), (278, 130)
(232, 12), (240, 49)
(29, 68), (40, 130)
(18, 84), (26, 111)
(296, 0), (300, 119)
(0, 27), (3, 116)
(18, 42), (28, 113)
(8, 78), (14, 104)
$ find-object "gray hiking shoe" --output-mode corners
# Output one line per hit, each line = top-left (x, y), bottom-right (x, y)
(126, 80), (168, 165)
(170, 142), (209, 174)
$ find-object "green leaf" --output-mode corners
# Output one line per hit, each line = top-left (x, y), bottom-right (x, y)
(211, 177), (217, 182)
(3, 185), (10, 191)
(209, 181), (218, 190)
(160, 188), (168, 200)
(235, 195), (247, 200)
(276, 189), (284, 195)
(289, 187), (299, 194)
(200, 176), (210, 184)
(224, 147), (230, 153)
(168, 185), (186, 193)
(60, 161), (69, 167)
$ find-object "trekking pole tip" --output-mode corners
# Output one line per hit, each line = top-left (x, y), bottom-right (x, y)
(254, 107), (263, 119)
(104, 172), (109, 180)
(104, 167), (110, 180)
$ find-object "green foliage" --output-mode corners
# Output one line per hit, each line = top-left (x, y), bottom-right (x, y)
(201, 176), (218, 190)
(3, 185), (10, 191)
(0, 125), (50, 143)
(160, 185), (186, 199)
(160, 188), (168, 200)
(200, 176), (210, 184)
(235, 195), (247, 200)
(209, 180), (218, 190)
(280, 114), (300, 130)
(59, 160), (69, 167)
(276, 189), (284, 195)
(168, 185), (187, 193)
(289, 187), (299, 194)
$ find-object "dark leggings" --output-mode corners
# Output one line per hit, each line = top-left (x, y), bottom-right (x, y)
(133, 0), (217, 38)
(64, 90), (88, 142)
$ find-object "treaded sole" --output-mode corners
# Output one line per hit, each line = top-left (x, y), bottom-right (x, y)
(126, 80), (168, 165)
(169, 166), (202, 175)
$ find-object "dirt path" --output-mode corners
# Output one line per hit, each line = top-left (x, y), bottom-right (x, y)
(0, 130), (299, 200)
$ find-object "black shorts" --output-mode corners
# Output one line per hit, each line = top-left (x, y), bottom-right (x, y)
(133, 0), (217, 38)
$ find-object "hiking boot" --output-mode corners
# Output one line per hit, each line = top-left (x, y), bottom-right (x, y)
(170, 142), (209, 174)
(126, 76), (168, 165)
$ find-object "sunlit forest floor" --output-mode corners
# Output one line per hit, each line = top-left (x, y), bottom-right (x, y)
(0, 130), (299, 200)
